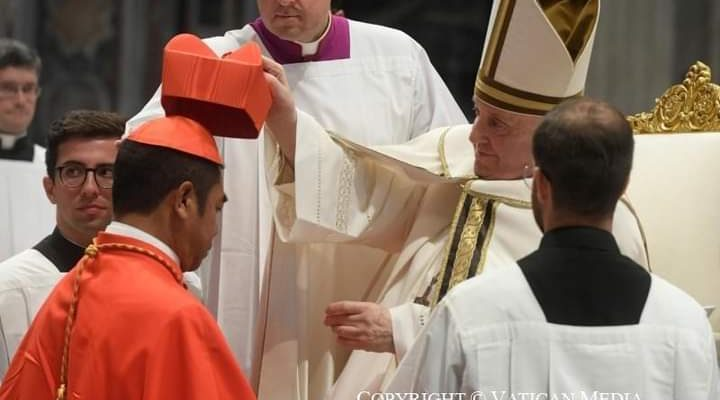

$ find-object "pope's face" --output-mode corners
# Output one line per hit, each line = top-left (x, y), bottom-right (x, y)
(257, 0), (331, 42)
(0, 66), (39, 135)
(468, 97), (540, 180)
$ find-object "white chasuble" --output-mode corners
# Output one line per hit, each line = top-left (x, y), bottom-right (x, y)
(264, 112), (648, 399)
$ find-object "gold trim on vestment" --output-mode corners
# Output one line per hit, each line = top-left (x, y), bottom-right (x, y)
(426, 191), (470, 307)
(437, 127), (452, 177)
(446, 195), (490, 297)
(470, 200), (498, 278)
(464, 186), (532, 209)
(426, 183), (531, 307)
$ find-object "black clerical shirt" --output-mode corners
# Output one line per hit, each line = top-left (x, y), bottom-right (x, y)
(0, 135), (35, 162)
(518, 226), (651, 326)
(32, 227), (85, 273)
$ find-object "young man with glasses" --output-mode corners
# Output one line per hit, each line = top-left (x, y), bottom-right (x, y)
(0, 110), (124, 376)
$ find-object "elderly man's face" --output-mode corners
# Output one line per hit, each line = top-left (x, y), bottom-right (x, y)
(257, 0), (332, 43)
(0, 66), (39, 135)
(468, 97), (541, 180)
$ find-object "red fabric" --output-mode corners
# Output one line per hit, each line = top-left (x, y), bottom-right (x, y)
(127, 116), (223, 165)
(0, 232), (255, 400)
(161, 34), (271, 139)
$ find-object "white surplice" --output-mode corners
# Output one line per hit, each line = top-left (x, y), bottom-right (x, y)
(126, 18), (465, 396)
(385, 264), (719, 399)
(264, 112), (648, 399)
(0, 248), (61, 377)
(0, 148), (54, 262)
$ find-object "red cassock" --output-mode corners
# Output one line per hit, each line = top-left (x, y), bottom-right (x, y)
(0, 232), (256, 400)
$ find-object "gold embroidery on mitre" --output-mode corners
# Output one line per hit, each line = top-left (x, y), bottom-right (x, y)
(628, 61), (720, 133)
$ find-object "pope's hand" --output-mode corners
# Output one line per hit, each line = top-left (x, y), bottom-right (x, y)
(262, 56), (296, 162)
(262, 56), (292, 109)
(324, 301), (395, 353)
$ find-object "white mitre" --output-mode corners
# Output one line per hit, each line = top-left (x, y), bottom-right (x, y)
(475, 0), (600, 115)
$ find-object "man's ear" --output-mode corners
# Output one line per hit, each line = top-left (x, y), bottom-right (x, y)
(43, 176), (57, 204)
(174, 181), (196, 219)
(533, 168), (552, 206)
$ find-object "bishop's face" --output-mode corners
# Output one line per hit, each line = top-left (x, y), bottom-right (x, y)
(468, 97), (540, 180)
(257, 0), (332, 43)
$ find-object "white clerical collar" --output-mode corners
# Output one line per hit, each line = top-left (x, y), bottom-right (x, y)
(105, 221), (180, 265)
(0, 132), (26, 150)
(292, 12), (332, 56)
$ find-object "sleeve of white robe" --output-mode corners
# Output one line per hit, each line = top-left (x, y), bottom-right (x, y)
(264, 110), (456, 252)
(408, 41), (467, 138)
(384, 299), (465, 394)
(389, 303), (430, 362)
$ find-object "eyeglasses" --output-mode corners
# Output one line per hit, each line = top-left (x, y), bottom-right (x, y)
(55, 163), (114, 189)
(0, 82), (41, 99)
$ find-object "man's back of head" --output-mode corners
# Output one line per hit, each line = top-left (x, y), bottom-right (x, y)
(532, 97), (634, 222)
(114, 117), (226, 271)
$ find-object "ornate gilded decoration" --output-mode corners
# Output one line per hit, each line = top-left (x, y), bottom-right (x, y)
(628, 61), (720, 133)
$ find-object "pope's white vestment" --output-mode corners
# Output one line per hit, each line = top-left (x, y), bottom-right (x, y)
(127, 17), (465, 398)
(264, 112), (648, 398)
